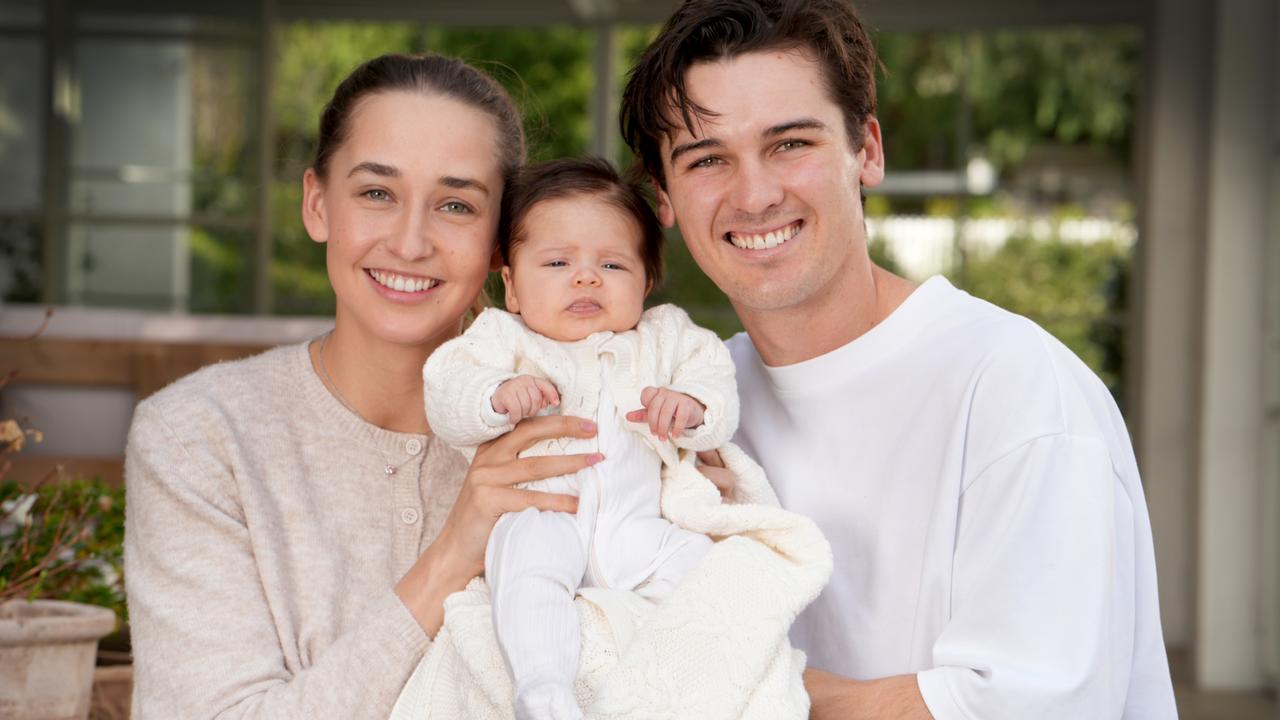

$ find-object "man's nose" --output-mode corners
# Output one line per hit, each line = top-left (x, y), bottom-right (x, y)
(728, 157), (784, 215)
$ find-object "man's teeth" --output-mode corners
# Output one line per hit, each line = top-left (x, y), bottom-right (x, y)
(370, 270), (439, 292)
(728, 222), (799, 250)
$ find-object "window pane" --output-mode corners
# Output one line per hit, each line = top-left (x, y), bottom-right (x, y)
(0, 0), (42, 26)
(0, 37), (45, 214)
(0, 217), (42, 302)
(66, 222), (254, 312)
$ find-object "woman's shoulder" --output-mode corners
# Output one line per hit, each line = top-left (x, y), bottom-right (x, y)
(135, 341), (310, 435)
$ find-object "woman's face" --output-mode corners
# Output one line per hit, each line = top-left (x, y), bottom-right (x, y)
(302, 90), (505, 349)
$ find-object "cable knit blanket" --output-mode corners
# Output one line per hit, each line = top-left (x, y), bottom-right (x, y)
(389, 442), (833, 720)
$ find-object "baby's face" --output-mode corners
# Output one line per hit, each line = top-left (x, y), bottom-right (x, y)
(502, 196), (648, 342)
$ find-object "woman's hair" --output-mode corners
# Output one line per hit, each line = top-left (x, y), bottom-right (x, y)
(620, 0), (880, 190)
(498, 157), (664, 290)
(312, 53), (527, 181)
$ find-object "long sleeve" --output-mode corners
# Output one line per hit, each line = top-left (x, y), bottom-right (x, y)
(125, 403), (431, 719)
(422, 309), (525, 449)
(915, 434), (1139, 719)
(644, 304), (739, 451)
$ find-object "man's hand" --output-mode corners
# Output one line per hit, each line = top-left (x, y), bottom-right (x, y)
(696, 450), (736, 501)
(625, 386), (705, 440)
(804, 668), (933, 720)
(492, 375), (560, 423)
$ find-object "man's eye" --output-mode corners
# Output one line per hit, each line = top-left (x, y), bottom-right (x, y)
(363, 189), (390, 201)
(440, 201), (473, 214)
(778, 139), (809, 152)
(690, 156), (723, 170)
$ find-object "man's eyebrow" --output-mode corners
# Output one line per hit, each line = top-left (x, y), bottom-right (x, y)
(348, 161), (399, 178)
(669, 137), (723, 165)
(764, 118), (829, 136)
(440, 175), (490, 196)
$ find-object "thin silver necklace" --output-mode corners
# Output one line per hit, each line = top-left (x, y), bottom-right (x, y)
(315, 332), (418, 477)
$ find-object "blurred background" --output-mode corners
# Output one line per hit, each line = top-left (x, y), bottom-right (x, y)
(0, 0), (1275, 716)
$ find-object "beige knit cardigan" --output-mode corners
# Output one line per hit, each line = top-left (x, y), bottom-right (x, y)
(124, 341), (468, 719)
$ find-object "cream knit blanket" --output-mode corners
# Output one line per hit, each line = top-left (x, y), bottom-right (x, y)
(389, 443), (832, 720)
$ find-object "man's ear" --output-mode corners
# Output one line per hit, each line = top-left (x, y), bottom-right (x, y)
(500, 265), (519, 313)
(857, 117), (885, 190)
(301, 168), (329, 244)
(652, 178), (676, 228)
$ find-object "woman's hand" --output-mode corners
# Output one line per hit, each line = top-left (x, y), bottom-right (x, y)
(696, 449), (736, 502)
(396, 415), (600, 634)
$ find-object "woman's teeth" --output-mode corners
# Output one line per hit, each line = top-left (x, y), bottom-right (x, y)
(369, 269), (438, 293)
(728, 221), (800, 250)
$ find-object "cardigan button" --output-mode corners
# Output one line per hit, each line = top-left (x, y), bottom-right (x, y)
(400, 508), (420, 525)
(405, 438), (424, 455)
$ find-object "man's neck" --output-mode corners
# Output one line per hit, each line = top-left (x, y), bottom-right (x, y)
(313, 314), (459, 434)
(737, 262), (917, 368)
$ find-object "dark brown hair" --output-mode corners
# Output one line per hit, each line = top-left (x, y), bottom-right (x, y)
(313, 53), (526, 181)
(499, 157), (664, 289)
(620, 0), (880, 189)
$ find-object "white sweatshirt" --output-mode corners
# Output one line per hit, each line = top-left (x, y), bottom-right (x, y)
(727, 276), (1176, 719)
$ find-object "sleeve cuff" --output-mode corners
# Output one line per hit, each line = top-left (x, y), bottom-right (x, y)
(481, 383), (512, 428)
(915, 668), (971, 720)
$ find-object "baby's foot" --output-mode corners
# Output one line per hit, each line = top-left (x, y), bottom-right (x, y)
(514, 682), (585, 720)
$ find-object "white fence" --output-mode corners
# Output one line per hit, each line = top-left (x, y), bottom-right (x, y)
(868, 216), (1137, 280)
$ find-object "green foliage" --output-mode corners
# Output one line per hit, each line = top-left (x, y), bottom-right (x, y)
(0, 477), (127, 625)
(875, 28), (1140, 171)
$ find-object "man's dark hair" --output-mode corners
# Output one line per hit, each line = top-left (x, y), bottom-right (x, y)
(499, 157), (664, 290)
(620, 0), (880, 189)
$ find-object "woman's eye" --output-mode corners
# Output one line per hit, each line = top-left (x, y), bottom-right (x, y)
(440, 201), (473, 214)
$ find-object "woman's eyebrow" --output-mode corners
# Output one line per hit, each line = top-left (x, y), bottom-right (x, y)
(440, 175), (490, 196)
(348, 161), (399, 178)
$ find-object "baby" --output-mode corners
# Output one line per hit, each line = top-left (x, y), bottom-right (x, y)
(423, 157), (738, 720)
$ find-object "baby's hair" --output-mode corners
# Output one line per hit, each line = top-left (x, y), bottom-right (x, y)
(499, 157), (664, 290)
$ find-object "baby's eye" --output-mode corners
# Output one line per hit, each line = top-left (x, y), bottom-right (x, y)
(602, 262), (627, 271)
(545, 260), (568, 267)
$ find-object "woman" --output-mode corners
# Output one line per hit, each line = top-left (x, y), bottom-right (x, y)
(123, 53), (599, 718)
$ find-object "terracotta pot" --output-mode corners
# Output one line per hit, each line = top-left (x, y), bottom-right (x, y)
(0, 600), (117, 720)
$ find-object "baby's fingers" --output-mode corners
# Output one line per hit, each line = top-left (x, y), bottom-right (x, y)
(534, 377), (561, 407)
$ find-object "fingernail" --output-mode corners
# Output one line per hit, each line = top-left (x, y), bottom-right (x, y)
(582, 420), (596, 432)
(587, 453), (604, 465)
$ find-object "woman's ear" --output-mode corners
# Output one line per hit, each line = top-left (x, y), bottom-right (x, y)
(500, 265), (519, 314)
(489, 246), (503, 272)
(301, 168), (329, 244)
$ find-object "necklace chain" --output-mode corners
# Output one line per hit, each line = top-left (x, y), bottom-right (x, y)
(316, 332), (419, 477)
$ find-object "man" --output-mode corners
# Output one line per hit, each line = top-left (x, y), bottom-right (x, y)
(619, 0), (1177, 717)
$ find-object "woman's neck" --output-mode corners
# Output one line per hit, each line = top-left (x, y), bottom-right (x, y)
(311, 320), (457, 434)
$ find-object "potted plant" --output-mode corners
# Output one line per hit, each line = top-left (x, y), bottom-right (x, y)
(0, 342), (127, 719)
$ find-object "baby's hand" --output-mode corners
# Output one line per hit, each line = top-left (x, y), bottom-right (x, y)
(625, 386), (705, 441)
(492, 375), (561, 423)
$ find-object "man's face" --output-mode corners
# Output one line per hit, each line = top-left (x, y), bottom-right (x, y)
(655, 49), (884, 316)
